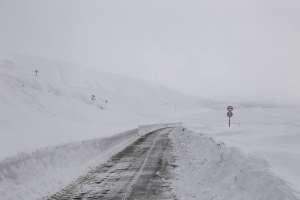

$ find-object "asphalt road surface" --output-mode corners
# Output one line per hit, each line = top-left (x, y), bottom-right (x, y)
(46, 128), (175, 200)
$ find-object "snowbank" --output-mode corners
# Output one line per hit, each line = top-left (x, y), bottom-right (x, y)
(176, 106), (300, 194)
(170, 128), (299, 200)
(0, 129), (138, 200)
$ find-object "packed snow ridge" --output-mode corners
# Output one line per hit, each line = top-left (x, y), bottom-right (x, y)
(171, 128), (299, 200)
(0, 129), (139, 200)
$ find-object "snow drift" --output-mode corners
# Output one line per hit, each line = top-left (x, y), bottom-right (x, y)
(0, 129), (138, 200)
(171, 128), (299, 200)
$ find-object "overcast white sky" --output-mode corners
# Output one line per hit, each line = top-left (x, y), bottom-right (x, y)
(0, 0), (300, 104)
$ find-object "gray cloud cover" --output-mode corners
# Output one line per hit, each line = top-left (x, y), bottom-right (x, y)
(0, 0), (299, 104)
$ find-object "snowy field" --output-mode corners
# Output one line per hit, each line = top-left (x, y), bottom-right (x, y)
(174, 106), (300, 197)
(0, 56), (299, 199)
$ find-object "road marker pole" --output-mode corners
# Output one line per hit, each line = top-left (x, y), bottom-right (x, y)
(226, 106), (234, 128)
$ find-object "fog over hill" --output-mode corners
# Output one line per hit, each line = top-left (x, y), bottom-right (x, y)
(0, 55), (199, 160)
(1, 0), (300, 105)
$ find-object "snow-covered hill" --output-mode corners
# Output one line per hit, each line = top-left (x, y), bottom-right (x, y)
(0, 55), (196, 160)
(1, 55), (299, 199)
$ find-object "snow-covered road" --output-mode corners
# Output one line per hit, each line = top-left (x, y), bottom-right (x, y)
(1, 125), (299, 200)
(45, 128), (175, 200)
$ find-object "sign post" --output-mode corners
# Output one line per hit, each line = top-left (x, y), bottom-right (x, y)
(226, 106), (234, 128)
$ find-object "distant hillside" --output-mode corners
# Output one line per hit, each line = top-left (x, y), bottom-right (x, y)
(0, 55), (197, 160)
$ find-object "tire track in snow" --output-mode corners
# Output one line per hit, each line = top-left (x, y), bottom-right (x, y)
(46, 128), (175, 200)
